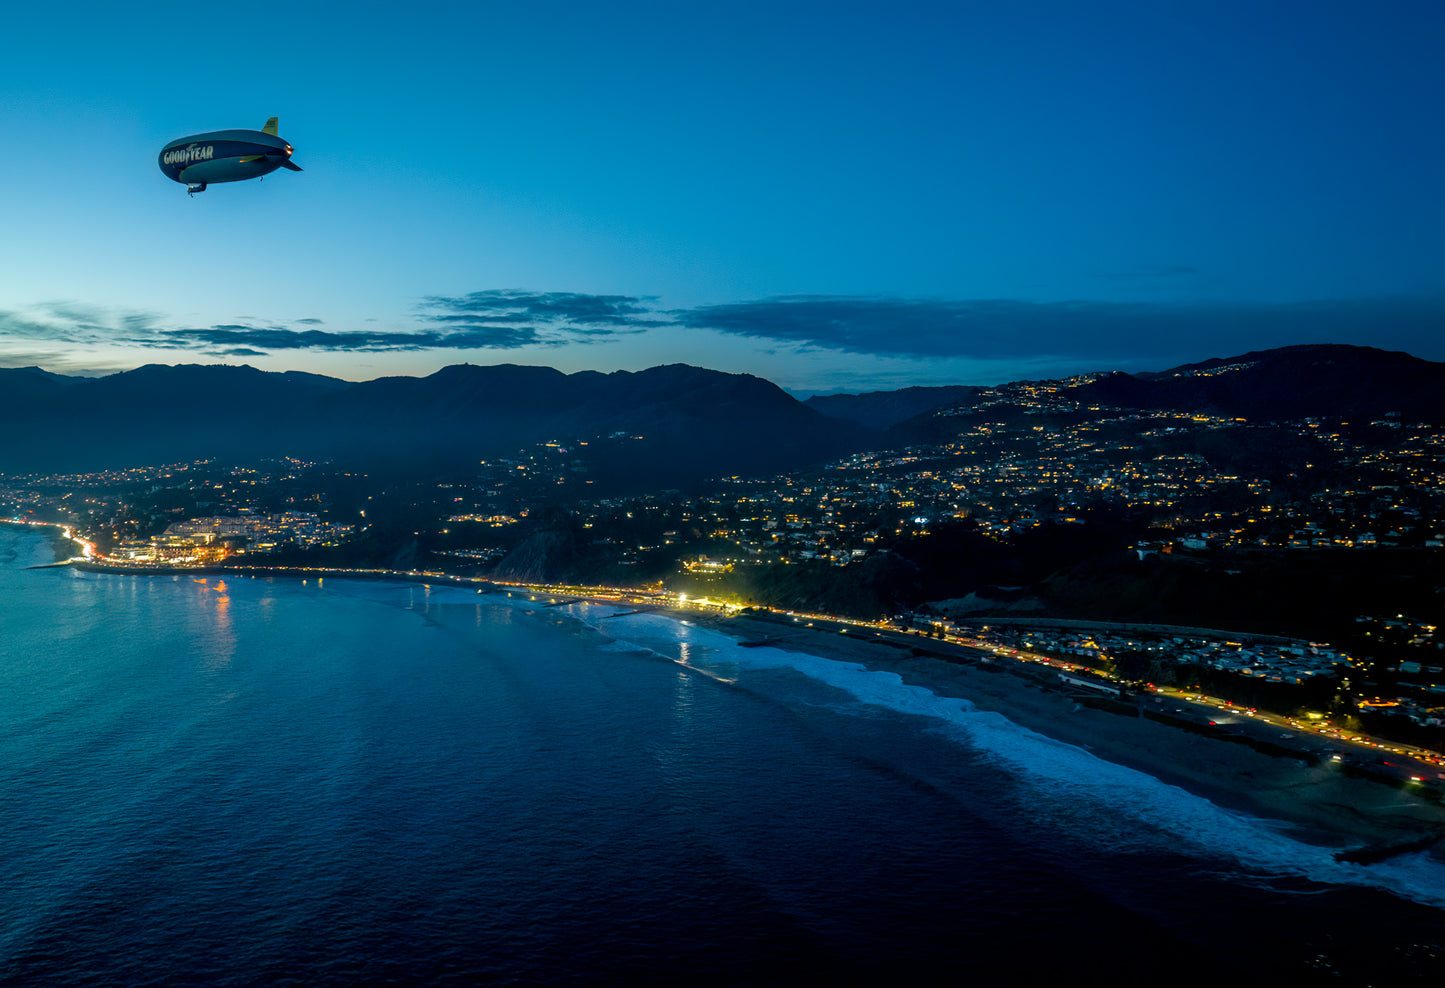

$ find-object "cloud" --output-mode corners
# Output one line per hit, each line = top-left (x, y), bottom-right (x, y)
(158, 325), (471, 353)
(675, 294), (1445, 365)
(676, 295), (1164, 358)
(119, 312), (167, 335)
(37, 302), (109, 330)
(0, 305), (139, 348)
(421, 289), (662, 326)
(136, 291), (673, 356)
(0, 310), (78, 343)
(416, 290), (664, 347)
(8, 291), (1443, 377)
(0, 291), (669, 359)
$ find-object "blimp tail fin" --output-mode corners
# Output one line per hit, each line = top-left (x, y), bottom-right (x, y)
(263, 117), (279, 136)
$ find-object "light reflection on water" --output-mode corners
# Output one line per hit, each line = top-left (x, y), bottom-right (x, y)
(1, 531), (1443, 986)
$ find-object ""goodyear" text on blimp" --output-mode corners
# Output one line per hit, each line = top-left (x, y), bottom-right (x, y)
(162, 144), (215, 166)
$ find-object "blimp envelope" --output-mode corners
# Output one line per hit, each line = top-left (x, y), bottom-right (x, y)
(159, 117), (300, 194)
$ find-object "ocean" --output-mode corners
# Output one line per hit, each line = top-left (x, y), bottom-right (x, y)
(1, 524), (1443, 986)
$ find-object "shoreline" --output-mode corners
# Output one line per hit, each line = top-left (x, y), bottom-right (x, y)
(2, 518), (90, 562)
(32, 547), (1445, 857)
(660, 606), (1445, 856)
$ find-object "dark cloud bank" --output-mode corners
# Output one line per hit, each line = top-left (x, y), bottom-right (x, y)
(6, 292), (1442, 372)
(413, 290), (663, 348)
(145, 291), (662, 354)
(674, 295), (1445, 363)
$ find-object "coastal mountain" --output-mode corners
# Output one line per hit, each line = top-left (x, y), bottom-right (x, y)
(0, 362), (868, 490)
(2, 344), (1440, 486)
(1072, 344), (1445, 423)
(804, 385), (982, 429)
(807, 345), (1445, 437)
(878, 343), (1445, 445)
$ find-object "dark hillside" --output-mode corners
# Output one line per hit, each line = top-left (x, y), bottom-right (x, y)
(1076, 345), (1445, 422)
(0, 361), (869, 491)
(806, 385), (982, 429)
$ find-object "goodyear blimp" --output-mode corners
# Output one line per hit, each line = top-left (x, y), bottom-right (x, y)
(159, 117), (301, 195)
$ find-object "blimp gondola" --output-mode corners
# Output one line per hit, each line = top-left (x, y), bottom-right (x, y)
(159, 117), (301, 195)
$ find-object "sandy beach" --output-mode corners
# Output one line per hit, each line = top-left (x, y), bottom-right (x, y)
(671, 606), (1445, 858)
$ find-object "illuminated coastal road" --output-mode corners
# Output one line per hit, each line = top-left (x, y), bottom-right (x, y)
(21, 528), (1445, 791)
(1144, 686), (1445, 783)
(674, 602), (1444, 783)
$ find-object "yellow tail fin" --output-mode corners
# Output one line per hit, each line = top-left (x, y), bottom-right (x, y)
(263, 117), (279, 136)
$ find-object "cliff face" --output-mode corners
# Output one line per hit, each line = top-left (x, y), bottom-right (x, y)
(491, 530), (585, 584)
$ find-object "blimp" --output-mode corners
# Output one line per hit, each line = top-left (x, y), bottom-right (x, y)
(158, 117), (301, 195)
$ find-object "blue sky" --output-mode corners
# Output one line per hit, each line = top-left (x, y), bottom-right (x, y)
(2, 1), (1442, 393)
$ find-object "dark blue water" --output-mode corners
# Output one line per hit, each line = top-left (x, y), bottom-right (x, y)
(2, 526), (1443, 985)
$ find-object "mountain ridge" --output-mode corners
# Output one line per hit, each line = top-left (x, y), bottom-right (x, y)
(2, 344), (1440, 487)
(0, 360), (867, 489)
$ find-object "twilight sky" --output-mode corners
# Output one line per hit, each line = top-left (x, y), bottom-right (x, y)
(2, 1), (1442, 393)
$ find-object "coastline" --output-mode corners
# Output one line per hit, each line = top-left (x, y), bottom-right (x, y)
(2, 518), (88, 563)
(35, 545), (1445, 857)
(663, 606), (1445, 856)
